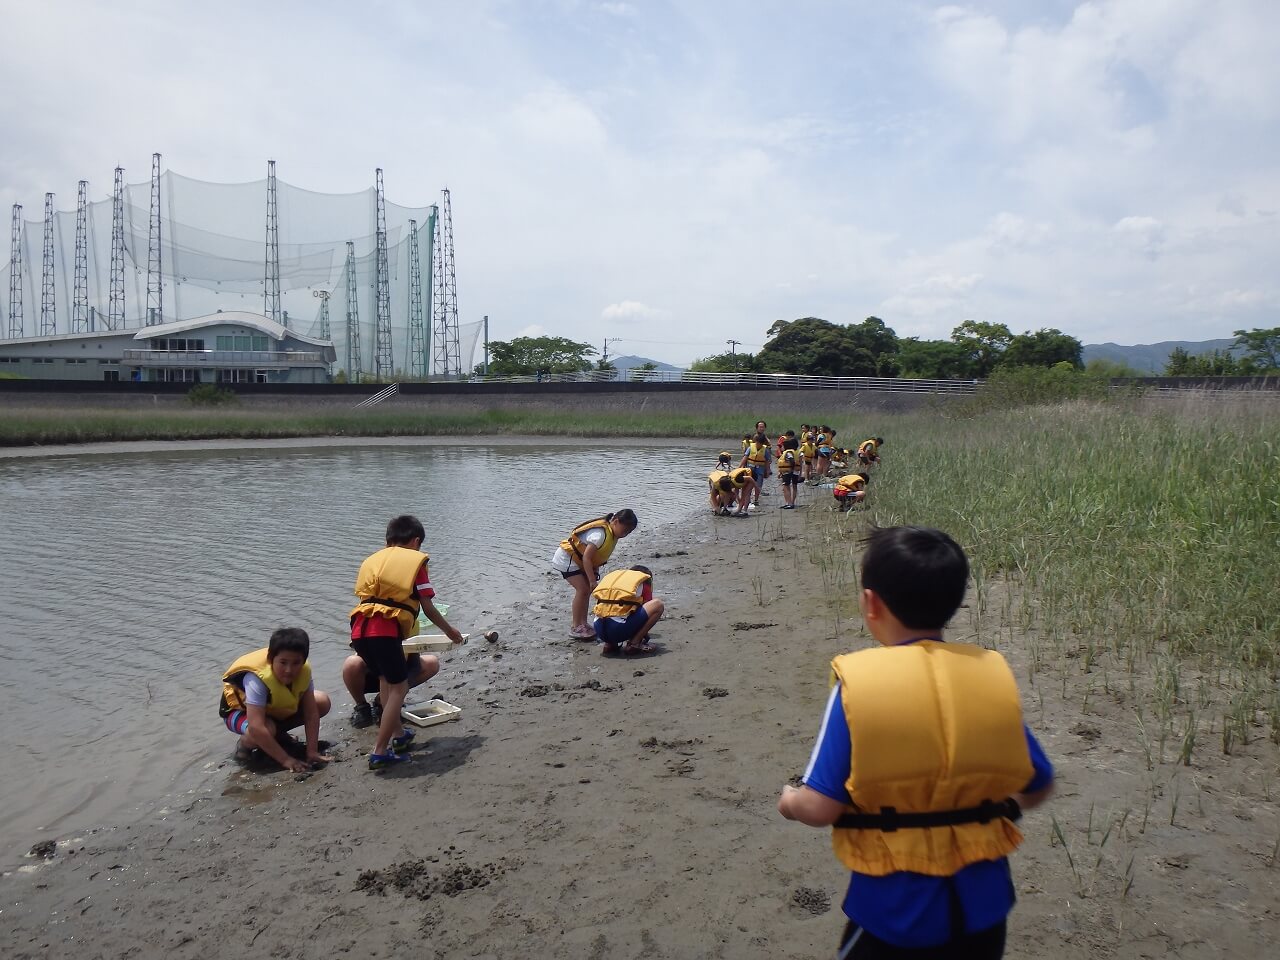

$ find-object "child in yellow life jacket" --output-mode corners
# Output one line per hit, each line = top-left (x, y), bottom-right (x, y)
(833, 472), (869, 511)
(552, 509), (640, 638)
(708, 452), (738, 515)
(776, 435), (802, 509)
(350, 514), (464, 770)
(800, 431), (818, 483)
(777, 527), (1054, 957)
(592, 565), (664, 655)
(857, 436), (884, 466)
(220, 627), (332, 773)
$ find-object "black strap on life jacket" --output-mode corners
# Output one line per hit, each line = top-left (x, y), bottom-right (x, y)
(358, 595), (419, 614)
(834, 798), (1021, 832)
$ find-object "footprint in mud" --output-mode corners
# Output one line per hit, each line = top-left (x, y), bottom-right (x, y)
(356, 857), (510, 901)
(792, 886), (831, 915)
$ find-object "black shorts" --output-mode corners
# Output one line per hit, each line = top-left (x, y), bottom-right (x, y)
(352, 635), (409, 685)
(779, 472), (800, 486)
(561, 568), (586, 580)
(360, 651), (422, 693)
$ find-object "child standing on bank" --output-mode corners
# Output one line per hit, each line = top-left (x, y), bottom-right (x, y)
(778, 526), (1053, 958)
(350, 514), (464, 770)
(776, 435), (802, 509)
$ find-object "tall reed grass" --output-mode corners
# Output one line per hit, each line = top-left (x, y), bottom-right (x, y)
(813, 395), (1280, 753)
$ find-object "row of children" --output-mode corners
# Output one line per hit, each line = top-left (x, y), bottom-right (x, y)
(219, 514), (467, 771)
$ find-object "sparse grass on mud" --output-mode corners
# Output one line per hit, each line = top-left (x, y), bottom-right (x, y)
(807, 394), (1280, 758)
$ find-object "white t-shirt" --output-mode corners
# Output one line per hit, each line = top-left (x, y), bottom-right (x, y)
(241, 672), (314, 708)
(550, 526), (608, 573)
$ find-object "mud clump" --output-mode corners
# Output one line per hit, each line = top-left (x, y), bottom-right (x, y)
(28, 840), (56, 860)
(792, 886), (831, 915)
(731, 622), (776, 631)
(521, 684), (549, 698)
(356, 857), (509, 901)
(702, 686), (729, 699)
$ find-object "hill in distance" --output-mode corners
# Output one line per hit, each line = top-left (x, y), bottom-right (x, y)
(607, 354), (685, 373)
(1082, 338), (1241, 373)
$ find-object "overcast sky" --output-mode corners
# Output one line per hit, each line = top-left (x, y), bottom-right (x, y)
(3, 0), (1276, 365)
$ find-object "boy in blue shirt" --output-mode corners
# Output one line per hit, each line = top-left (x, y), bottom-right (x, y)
(778, 526), (1053, 958)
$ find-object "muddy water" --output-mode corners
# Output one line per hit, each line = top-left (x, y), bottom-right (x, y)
(0, 439), (704, 855)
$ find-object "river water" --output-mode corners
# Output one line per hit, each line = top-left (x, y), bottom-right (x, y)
(0, 438), (704, 857)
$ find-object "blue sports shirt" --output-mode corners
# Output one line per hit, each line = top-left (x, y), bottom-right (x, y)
(803, 682), (1053, 949)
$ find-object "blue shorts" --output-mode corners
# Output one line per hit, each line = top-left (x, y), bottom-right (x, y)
(750, 466), (765, 484)
(594, 608), (650, 647)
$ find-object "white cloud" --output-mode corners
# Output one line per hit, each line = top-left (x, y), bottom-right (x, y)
(601, 300), (663, 321)
(514, 324), (548, 338)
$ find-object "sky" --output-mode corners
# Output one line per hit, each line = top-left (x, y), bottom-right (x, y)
(2, 0), (1277, 366)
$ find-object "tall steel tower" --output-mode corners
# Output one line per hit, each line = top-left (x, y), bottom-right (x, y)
(373, 168), (393, 380)
(146, 152), (163, 325)
(406, 219), (427, 379)
(264, 159), (282, 325)
(313, 289), (331, 340)
(345, 241), (361, 383)
(108, 167), (125, 330)
(7, 204), (22, 338)
(73, 181), (89, 332)
(432, 188), (460, 378)
(40, 193), (56, 336)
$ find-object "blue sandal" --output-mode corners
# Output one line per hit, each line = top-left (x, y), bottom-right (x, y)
(390, 728), (416, 751)
(368, 750), (412, 770)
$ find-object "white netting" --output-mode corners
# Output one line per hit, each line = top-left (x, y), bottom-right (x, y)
(2, 168), (459, 377)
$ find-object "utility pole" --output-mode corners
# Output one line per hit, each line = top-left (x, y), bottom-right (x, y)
(602, 337), (622, 364)
(727, 339), (740, 354)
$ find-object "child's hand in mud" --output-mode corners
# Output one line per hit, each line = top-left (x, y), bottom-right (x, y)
(306, 752), (333, 767)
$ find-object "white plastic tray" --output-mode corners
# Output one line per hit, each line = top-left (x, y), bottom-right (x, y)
(402, 634), (469, 654)
(401, 697), (462, 727)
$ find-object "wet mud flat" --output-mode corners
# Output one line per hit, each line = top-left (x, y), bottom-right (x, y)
(3, 510), (1279, 959)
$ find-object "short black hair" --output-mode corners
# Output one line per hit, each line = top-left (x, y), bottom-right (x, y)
(386, 514), (426, 546)
(268, 627), (310, 661)
(860, 526), (967, 630)
(629, 564), (652, 583)
(784, 436), (799, 450)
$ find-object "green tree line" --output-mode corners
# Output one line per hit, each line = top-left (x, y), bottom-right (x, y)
(476, 323), (1279, 381)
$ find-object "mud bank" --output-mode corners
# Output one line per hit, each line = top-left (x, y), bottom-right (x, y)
(2, 505), (1277, 959)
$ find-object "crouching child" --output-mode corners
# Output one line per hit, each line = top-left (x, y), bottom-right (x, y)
(592, 565), (664, 655)
(220, 627), (332, 773)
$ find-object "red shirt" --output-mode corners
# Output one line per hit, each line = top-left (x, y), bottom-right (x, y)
(351, 563), (434, 639)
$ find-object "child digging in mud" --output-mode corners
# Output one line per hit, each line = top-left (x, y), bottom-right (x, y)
(778, 526), (1054, 958)
(591, 564), (664, 655)
(219, 627), (332, 773)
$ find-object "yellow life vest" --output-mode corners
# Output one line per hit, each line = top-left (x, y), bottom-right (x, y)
(829, 641), (1033, 877)
(729, 468), (752, 488)
(349, 545), (428, 638)
(745, 442), (769, 465)
(559, 517), (618, 569)
(220, 648), (313, 721)
(800, 441), (817, 460)
(592, 568), (651, 619)
(777, 448), (800, 475)
(709, 469), (729, 489)
(858, 439), (879, 456)
(834, 474), (866, 494)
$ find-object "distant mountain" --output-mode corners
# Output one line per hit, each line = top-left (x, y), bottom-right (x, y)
(607, 354), (685, 373)
(1083, 338), (1241, 373)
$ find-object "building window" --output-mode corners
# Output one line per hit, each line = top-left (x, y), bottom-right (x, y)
(157, 368), (199, 383)
(252, 336), (268, 351)
(255, 369), (268, 384)
(103, 370), (121, 382)
(217, 369), (251, 384)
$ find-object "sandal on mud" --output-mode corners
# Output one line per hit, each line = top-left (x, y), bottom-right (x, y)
(368, 750), (412, 770)
(570, 624), (596, 640)
(390, 728), (416, 751)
